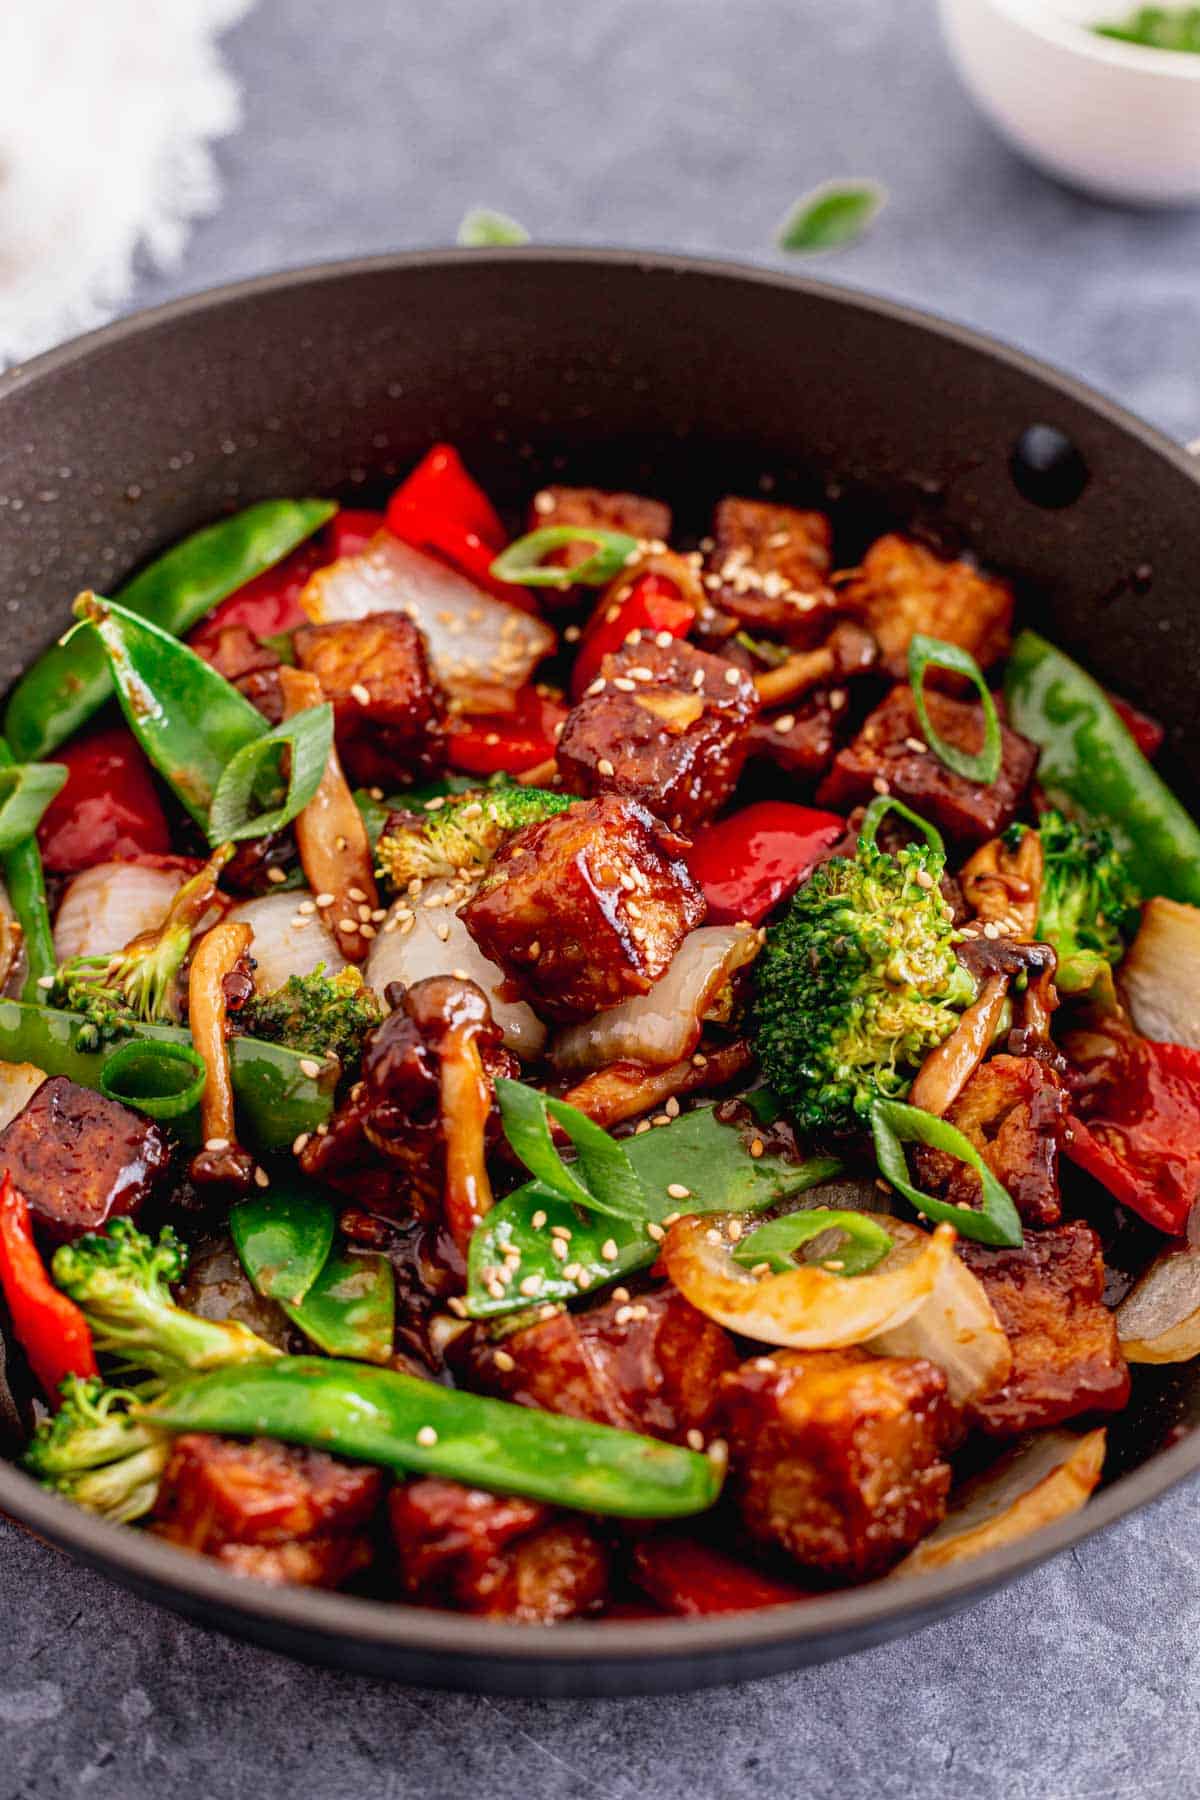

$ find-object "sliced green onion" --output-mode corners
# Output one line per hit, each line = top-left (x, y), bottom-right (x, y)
(457, 207), (531, 246)
(495, 1077), (647, 1221)
(870, 1097), (1023, 1248)
(99, 1040), (208, 1120)
(734, 1208), (893, 1277)
(908, 633), (1002, 786)
(734, 630), (791, 670)
(207, 703), (333, 845)
(776, 180), (887, 254)
(0, 761), (67, 855)
(490, 526), (640, 590)
(859, 795), (946, 859)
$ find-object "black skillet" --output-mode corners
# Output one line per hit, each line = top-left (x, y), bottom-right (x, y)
(0, 251), (1197, 1696)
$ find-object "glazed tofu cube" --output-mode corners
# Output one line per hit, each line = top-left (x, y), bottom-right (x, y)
(705, 498), (837, 645)
(456, 1286), (738, 1443)
(748, 690), (844, 784)
(960, 1222), (1130, 1437)
(817, 685), (1038, 844)
(840, 534), (1014, 680)
(720, 1348), (957, 1580)
(557, 638), (760, 829)
(153, 1434), (381, 1587)
(389, 1478), (608, 1621)
(915, 1055), (1069, 1227)
(293, 611), (445, 787)
(460, 795), (705, 1021)
(192, 624), (284, 724)
(0, 1077), (171, 1240)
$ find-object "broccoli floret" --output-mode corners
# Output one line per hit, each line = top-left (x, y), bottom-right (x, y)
(754, 835), (977, 1132)
(51, 844), (233, 1049)
(22, 1376), (169, 1524)
(51, 1219), (279, 1379)
(376, 785), (571, 890)
(241, 964), (381, 1069)
(1034, 811), (1141, 994)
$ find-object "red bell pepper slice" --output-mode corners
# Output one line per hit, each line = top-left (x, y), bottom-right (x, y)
(685, 800), (844, 925)
(37, 726), (171, 874)
(1108, 691), (1166, 761)
(630, 1535), (808, 1616)
(0, 1173), (96, 1402)
(326, 508), (388, 561)
(188, 538), (329, 649)
(446, 686), (568, 777)
(387, 444), (506, 549)
(1064, 1036), (1200, 1235)
(570, 572), (694, 700)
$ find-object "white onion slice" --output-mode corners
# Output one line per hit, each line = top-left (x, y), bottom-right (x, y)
(662, 1211), (954, 1349)
(365, 881), (546, 1058)
(53, 862), (186, 963)
(0, 1060), (47, 1132)
(300, 532), (555, 713)
(1117, 1243), (1200, 1363)
(225, 893), (348, 994)
(551, 925), (760, 1074)
(1121, 897), (1200, 1050)
(892, 1428), (1107, 1577)
(869, 1224), (1012, 1404)
(0, 879), (23, 996)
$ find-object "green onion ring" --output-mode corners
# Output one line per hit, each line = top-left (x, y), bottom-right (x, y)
(859, 795), (946, 859)
(870, 1097), (1023, 1248)
(490, 526), (640, 589)
(908, 632), (1003, 786)
(734, 1208), (893, 1277)
(99, 1040), (208, 1120)
(0, 761), (68, 855)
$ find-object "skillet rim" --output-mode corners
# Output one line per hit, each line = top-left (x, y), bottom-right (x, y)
(1, 245), (1198, 1676)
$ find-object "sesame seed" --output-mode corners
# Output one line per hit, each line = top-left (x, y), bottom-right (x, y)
(872, 776), (891, 795)
(750, 1137), (765, 1159)
(337, 918), (359, 933)
(35, 975), (55, 990)
(550, 1225), (572, 1240)
(292, 1133), (310, 1155)
(692, 668), (706, 689)
(667, 1183), (691, 1200)
(727, 1218), (744, 1242)
(600, 1239), (619, 1262)
(529, 940), (541, 960)
(447, 1295), (468, 1318)
(335, 835), (349, 851)
(299, 1058), (322, 1078)
(416, 1426), (438, 1447)
(624, 628), (643, 647)
(266, 867), (287, 885)
(664, 1096), (680, 1118)
(563, 624), (581, 643)
(655, 630), (674, 648)
(723, 666), (741, 686)
(315, 891), (335, 907)
(753, 1357), (775, 1372)
(494, 1349), (516, 1373)
(597, 757), (615, 776)
(347, 886), (367, 902)
(351, 683), (371, 706)
(774, 713), (796, 734)
(824, 1258), (845, 1271)
(750, 1261), (771, 1277)
(205, 1137), (230, 1152)
(662, 1212), (682, 1227)
(451, 968), (470, 981)
(424, 797), (446, 811)
(360, 923), (377, 940)
(551, 1238), (568, 1261)
(531, 1210), (548, 1229)
(915, 869), (935, 890)
(646, 1222), (665, 1242)
(254, 1167), (270, 1189)
(519, 1275), (542, 1296)
(585, 677), (607, 697)
(634, 1119), (652, 1134)
(614, 1305), (633, 1325)
(613, 676), (636, 692)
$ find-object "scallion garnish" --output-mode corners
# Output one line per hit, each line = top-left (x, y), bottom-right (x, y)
(99, 1040), (208, 1120)
(0, 760), (67, 855)
(495, 1077), (647, 1221)
(207, 703), (333, 845)
(859, 794), (946, 859)
(490, 526), (639, 590)
(908, 632), (1003, 786)
(870, 1097), (1024, 1247)
(734, 1208), (893, 1277)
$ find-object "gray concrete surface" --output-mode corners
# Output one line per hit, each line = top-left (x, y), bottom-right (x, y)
(5, 1), (1200, 1795)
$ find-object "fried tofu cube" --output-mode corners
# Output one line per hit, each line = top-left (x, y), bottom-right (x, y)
(705, 498), (837, 646)
(840, 534), (1014, 680)
(529, 485), (671, 572)
(192, 624), (284, 724)
(293, 611), (445, 787)
(461, 795), (705, 1020)
(0, 1077), (171, 1241)
(720, 1348), (957, 1580)
(389, 1478), (608, 1621)
(960, 1222), (1130, 1437)
(748, 690), (844, 784)
(153, 1434), (381, 1587)
(915, 1055), (1069, 1227)
(557, 638), (760, 828)
(456, 1286), (738, 1443)
(817, 685), (1038, 844)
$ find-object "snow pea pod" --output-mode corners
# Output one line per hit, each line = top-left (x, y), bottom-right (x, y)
(281, 1250), (395, 1364)
(72, 594), (267, 830)
(230, 1186), (335, 1306)
(0, 1000), (336, 1151)
(1005, 630), (1200, 906)
(0, 739), (57, 999)
(468, 1103), (841, 1318)
(4, 499), (335, 762)
(148, 1357), (723, 1518)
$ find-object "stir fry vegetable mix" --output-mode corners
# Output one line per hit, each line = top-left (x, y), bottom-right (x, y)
(0, 446), (1197, 1620)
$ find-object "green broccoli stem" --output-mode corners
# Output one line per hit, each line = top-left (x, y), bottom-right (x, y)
(58, 1437), (171, 1525)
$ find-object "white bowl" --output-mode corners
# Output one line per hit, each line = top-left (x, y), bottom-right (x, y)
(938, 0), (1200, 205)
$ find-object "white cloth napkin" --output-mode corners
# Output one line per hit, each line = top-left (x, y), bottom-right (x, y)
(0, 0), (252, 368)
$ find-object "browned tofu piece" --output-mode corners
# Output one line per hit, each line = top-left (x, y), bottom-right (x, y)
(705, 498), (838, 646)
(720, 1348), (957, 1580)
(557, 638), (759, 829)
(153, 1434), (381, 1587)
(293, 611), (445, 787)
(0, 1077), (171, 1241)
(915, 1055), (1069, 1227)
(817, 685), (1038, 844)
(960, 1223), (1130, 1437)
(389, 1478), (608, 1621)
(192, 624), (284, 724)
(748, 689), (846, 783)
(840, 533), (1014, 680)
(456, 1286), (738, 1443)
(529, 485), (671, 572)
(461, 795), (705, 1021)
